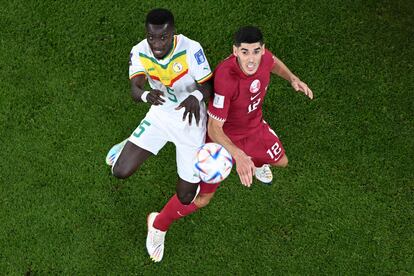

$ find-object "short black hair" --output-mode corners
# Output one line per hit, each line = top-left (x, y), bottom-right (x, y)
(233, 26), (263, 47)
(145, 8), (174, 27)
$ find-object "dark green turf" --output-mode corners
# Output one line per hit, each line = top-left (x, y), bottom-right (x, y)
(1, 0), (413, 274)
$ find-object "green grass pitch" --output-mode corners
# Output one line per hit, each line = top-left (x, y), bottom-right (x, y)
(0, 0), (413, 274)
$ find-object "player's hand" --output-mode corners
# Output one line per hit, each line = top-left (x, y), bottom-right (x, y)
(233, 151), (255, 187)
(175, 95), (201, 126)
(146, 89), (166, 105)
(291, 78), (313, 100)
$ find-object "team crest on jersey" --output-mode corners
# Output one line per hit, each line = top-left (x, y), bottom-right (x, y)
(250, 79), (261, 93)
(172, 62), (183, 73)
(194, 49), (206, 65)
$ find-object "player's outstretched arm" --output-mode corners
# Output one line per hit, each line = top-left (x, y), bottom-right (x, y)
(271, 56), (313, 99)
(175, 80), (212, 126)
(208, 118), (255, 187)
(130, 76), (166, 105)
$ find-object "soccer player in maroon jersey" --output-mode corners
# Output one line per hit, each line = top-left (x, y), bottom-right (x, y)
(207, 26), (313, 187)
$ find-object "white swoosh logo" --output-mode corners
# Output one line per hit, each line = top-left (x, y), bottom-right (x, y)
(250, 92), (261, 101)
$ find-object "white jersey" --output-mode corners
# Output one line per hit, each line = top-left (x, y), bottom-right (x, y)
(129, 34), (212, 123)
(127, 34), (211, 183)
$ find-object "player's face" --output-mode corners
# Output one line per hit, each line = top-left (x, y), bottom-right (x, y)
(233, 42), (265, 75)
(146, 23), (175, 59)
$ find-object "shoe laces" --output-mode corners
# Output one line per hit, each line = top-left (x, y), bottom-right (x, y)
(257, 164), (271, 177)
(151, 229), (165, 245)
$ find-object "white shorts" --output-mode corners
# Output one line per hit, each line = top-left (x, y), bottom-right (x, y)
(128, 107), (206, 183)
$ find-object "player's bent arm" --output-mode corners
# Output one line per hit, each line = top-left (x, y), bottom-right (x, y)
(207, 118), (243, 158)
(271, 56), (299, 83)
(271, 56), (314, 99)
(207, 118), (255, 187)
(130, 75), (148, 103)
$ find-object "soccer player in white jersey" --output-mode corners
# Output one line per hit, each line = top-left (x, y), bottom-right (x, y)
(106, 9), (216, 262)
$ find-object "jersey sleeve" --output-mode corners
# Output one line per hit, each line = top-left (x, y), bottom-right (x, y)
(129, 46), (146, 79)
(207, 67), (234, 122)
(265, 49), (278, 72)
(188, 42), (212, 84)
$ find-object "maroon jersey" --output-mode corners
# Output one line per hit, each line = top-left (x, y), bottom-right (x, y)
(208, 49), (276, 141)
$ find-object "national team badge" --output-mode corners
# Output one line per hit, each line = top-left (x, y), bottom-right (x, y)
(172, 62), (183, 73)
(250, 79), (261, 93)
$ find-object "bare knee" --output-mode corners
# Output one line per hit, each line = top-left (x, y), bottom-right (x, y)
(112, 162), (136, 179)
(194, 197), (211, 208)
(176, 179), (199, 205)
(111, 142), (151, 179)
(279, 157), (288, 168)
(273, 155), (288, 168)
(177, 190), (196, 205)
(194, 193), (215, 208)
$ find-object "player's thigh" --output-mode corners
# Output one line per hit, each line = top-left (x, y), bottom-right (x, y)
(113, 141), (153, 178)
(129, 116), (169, 156)
(174, 126), (206, 184)
(170, 121), (206, 203)
(245, 123), (286, 167)
(114, 116), (168, 178)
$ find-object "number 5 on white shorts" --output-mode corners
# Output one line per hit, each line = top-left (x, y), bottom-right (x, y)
(133, 120), (151, 138)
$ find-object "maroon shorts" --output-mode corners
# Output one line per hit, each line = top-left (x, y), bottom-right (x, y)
(233, 122), (285, 167)
(199, 122), (285, 194)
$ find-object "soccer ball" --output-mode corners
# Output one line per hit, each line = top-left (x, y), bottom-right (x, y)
(194, 143), (233, 184)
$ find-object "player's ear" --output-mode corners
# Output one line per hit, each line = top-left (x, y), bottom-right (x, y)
(261, 43), (265, 55)
(232, 45), (238, 56)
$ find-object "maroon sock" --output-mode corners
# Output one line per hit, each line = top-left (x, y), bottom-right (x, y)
(153, 194), (198, 231)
